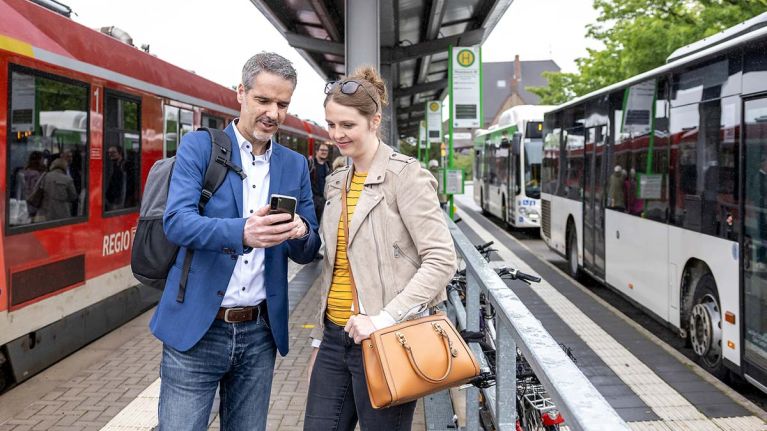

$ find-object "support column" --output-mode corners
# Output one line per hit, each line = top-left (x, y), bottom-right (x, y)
(379, 63), (397, 147)
(346, 0), (396, 146)
(345, 0), (380, 74)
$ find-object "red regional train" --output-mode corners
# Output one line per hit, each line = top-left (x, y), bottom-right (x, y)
(0, 0), (330, 391)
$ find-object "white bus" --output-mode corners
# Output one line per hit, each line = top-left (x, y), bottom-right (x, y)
(474, 105), (553, 228)
(540, 12), (767, 390)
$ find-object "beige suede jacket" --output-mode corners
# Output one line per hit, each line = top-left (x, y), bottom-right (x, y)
(309, 143), (457, 341)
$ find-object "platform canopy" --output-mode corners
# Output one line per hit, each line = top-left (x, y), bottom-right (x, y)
(249, 0), (513, 141)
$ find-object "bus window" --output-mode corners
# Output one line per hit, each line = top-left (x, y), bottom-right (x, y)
(670, 98), (739, 237)
(524, 138), (543, 199)
(104, 91), (141, 213)
(610, 79), (669, 221)
(7, 67), (89, 228)
(542, 119), (561, 196)
(565, 126), (584, 201)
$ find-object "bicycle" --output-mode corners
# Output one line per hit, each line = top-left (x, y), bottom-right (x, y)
(449, 242), (568, 431)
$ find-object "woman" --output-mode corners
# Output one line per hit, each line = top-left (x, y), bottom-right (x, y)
(304, 66), (456, 430)
(37, 157), (77, 222)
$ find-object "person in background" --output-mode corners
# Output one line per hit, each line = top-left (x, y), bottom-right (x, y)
(304, 66), (456, 431)
(308, 142), (332, 224)
(17, 151), (46, 218)
(37, 158), (77, 222)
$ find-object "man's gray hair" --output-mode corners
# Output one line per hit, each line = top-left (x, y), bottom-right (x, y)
(242, 52), (297, 90)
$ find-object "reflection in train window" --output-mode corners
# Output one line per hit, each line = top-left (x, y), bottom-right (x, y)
(7, 66), (89, 228)
(104, 91), (141, 214)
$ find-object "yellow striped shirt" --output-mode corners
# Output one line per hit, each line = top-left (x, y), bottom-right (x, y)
(325, 171), (367, 326)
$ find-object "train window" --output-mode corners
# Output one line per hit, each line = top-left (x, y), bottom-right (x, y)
(164, 106), (179, 158)
(103, 91), (141, 214)
(163, 106), (192, 158)
(7, 67), (88, 230)
(202, 114), (224, 129)
(670, 97), (740, 238)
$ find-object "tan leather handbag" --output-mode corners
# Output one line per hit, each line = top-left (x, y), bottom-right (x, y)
(341, 173), (480, 409)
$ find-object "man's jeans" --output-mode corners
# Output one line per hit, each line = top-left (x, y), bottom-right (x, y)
(304, 320), (416, 430)
(159, 315), (276, 431)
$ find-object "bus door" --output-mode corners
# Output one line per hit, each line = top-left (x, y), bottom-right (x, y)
(743, 96), (767, 380)
(482, 138), (491, 210)
(583, 126), (607, 276)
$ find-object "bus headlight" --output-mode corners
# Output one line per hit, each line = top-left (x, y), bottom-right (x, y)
(518, 207), (528, 216)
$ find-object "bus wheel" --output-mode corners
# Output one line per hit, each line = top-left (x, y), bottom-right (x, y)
(689, 273), (727, 379)
(567, 226), (580, 279)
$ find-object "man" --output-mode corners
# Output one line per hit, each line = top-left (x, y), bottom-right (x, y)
(150, 52), (320, 431)
(308, 142), (331, 223)
(105, 145), (126, 210)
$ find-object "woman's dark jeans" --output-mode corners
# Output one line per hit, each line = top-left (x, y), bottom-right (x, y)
(304, 320), (416, 430)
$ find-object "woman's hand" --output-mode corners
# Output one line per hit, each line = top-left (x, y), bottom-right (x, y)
(307, 347), (319, 386)
(344, 315), (376, 344)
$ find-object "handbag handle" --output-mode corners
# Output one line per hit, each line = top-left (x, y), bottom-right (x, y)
(341, 169), (363, 316)
(395, 321), (458, 384)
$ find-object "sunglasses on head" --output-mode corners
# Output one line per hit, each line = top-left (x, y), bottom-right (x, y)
(324, 80), (379, 111)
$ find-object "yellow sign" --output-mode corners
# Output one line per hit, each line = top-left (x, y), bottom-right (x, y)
(440, 143), (446, 157)
(429, 101), (440, 112)
(457, 49), (475, 67)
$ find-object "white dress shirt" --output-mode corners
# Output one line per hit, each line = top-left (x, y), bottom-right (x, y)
(221, 121), (272, 307)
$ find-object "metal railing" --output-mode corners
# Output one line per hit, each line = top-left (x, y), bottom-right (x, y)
(446, 216), (629, 431)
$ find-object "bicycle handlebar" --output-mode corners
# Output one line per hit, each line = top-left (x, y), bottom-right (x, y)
(475, 241), (494, 251)
(496, 267), (541, 283)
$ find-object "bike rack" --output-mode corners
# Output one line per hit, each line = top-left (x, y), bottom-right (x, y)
(445, 215), (629, 431)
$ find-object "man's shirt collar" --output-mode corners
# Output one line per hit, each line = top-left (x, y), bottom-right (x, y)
(233, 118), (273, 161)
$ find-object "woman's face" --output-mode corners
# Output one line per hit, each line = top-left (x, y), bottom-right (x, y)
(325, 100), (380, 161)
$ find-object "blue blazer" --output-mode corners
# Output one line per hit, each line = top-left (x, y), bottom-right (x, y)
(149, 124), (320, 355)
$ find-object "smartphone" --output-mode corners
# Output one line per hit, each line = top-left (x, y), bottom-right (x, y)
(268, 194), (297, 224)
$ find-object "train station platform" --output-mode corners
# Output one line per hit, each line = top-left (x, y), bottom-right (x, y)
(0, 259), (427, 431)
(0, 193), (766, 430)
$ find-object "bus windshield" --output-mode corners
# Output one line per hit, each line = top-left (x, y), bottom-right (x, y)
(524, 139), (543, 198)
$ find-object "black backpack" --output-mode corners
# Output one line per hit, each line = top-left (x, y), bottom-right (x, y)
(131, 128), (245, 303)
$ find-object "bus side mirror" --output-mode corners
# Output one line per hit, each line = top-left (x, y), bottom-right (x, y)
(511, 132), (522, 156)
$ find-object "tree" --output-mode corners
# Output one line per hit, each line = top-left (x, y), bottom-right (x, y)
(527, 0), (767, 104)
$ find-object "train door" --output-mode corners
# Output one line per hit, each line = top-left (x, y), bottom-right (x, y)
(742, 95), (767, 383)
(583, 125), (607, 277)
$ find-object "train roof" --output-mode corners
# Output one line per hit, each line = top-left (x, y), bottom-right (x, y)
(1, 0), (239, 115)
(549, 13), (767, 115)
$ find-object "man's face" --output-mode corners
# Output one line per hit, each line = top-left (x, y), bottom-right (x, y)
(107, 147), (121, 161)
(316, 145), (329, 161)
(237, 72), (295, 144)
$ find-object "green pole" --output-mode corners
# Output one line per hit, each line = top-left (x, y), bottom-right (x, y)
(448, 45), (454, 219)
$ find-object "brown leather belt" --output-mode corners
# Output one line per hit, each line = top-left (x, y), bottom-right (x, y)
(215, 302), (267, 323)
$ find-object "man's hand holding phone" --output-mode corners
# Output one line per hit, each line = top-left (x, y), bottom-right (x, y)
(243, 196), (306, 248)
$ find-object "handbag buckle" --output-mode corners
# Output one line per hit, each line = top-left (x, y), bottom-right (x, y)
(432, 322), (459, 357)
(396, 332), (410, 349)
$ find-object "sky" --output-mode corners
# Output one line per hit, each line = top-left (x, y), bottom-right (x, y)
(60, 0), (600, 124)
